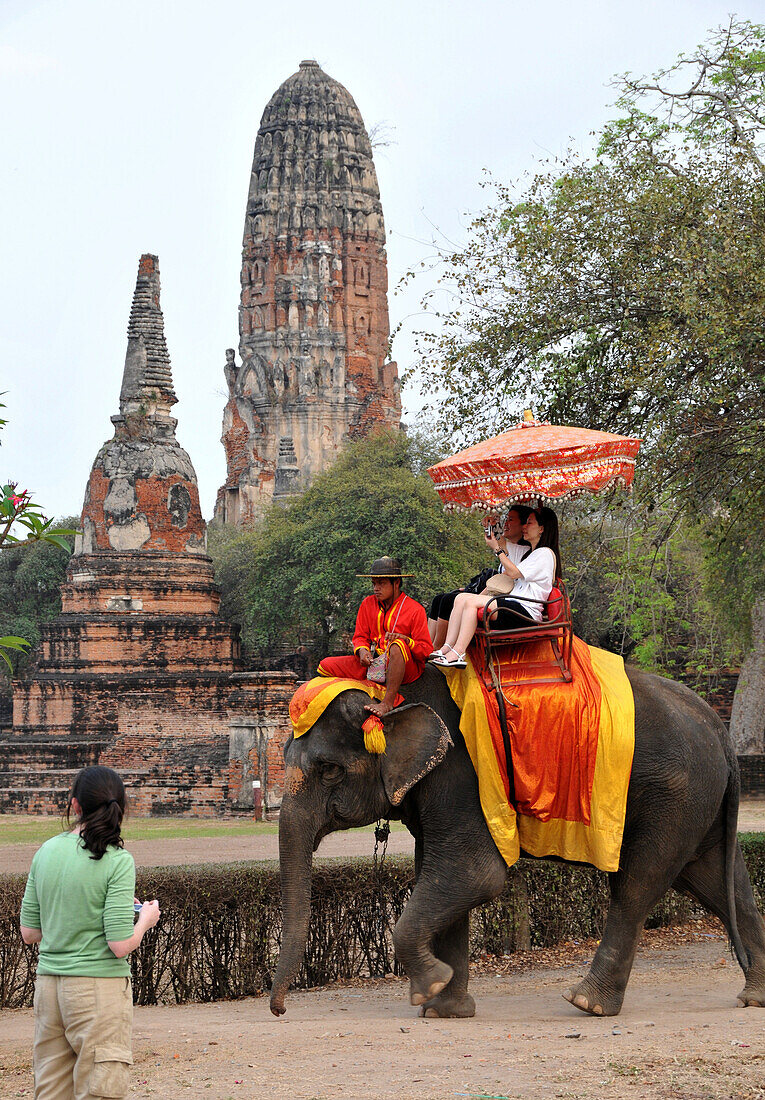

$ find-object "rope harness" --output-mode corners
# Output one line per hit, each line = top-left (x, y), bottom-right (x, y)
(372, 819), (392, 969)
(373, 818), (390, 870)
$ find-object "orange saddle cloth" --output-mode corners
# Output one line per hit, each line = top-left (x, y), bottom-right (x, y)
(442, 637), (635, 872)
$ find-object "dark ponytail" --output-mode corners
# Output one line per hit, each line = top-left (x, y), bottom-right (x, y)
(66, 766), (126, 860)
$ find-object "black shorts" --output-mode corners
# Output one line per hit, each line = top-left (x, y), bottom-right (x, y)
(428, 590), (460, 620)
(491, 599), (535, 629)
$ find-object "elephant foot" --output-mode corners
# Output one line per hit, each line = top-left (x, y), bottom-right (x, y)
(737, 960), (765, 1007)
(737, 984), (765, 1008)
(563, 976), (624, 1018)
(409, 959), (454, 1006)
(419, 990), (476, 1018)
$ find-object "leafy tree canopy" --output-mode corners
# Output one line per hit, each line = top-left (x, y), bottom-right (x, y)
(404, 19), (765, 673)
(562, 499), (739, 678)
(0, 519), (76, 688)
(407, 19), (765, 527)
(208, 431), (491, 662)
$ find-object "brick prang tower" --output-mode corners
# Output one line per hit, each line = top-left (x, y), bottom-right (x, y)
(215, 60), (401, 525)
(7, 256), (296, 816)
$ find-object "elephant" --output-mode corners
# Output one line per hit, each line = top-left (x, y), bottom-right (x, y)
(270, 664), (765, 1019)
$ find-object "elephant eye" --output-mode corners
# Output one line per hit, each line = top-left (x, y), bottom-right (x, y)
(318, 762), (345, 785)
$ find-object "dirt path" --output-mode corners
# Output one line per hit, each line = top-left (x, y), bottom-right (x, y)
(0, 825), (415, 875)
(1, 801), (763, 875)
(123, 826), (415, 868)
(2, 928), (764, 1099)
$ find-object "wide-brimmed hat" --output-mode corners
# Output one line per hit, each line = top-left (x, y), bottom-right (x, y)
(356, 556), (413, 578)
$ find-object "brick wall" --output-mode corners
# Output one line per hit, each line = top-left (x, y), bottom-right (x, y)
(738, 756), (765, 798)
(9, 642), (761, 813)
(676, 669), (739, 727)
(4, 670), (296, 817)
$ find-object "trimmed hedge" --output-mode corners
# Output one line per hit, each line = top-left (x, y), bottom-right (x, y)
(3, 836), (764, 1009)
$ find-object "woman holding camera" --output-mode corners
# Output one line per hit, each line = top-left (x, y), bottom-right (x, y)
(427, 506), (530, 649)
(431, 506), (561, 668)
(20, 765), (160, 1100)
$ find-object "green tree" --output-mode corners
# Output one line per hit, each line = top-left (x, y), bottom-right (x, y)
(1, 397), (76, 670)
(208, 432), (491, 664)
(563, 501), (739, 683)
(405, 20), (765, 750)
(0, 519), (76, 704)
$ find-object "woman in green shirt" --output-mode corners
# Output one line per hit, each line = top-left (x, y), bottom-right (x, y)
(20, 766), (160, 1099)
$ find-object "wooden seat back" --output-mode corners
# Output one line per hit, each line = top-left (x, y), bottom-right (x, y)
(473, 579), (573, 686)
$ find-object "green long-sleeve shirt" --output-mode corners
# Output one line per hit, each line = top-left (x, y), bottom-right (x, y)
(20, 832), (136, 977)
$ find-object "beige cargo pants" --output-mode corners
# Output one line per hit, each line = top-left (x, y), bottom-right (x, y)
(33, 975), (133, 1099)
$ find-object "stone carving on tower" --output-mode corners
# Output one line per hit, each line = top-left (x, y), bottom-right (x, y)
(215, 60), (401, 526)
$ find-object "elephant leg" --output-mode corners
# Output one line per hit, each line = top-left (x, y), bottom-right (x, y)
(406, 834), (474, 1013)
(393, 847), (506, 1010)
(564, 858), (683, 1018)
(393, 896), (456, 1006)
(674, 841), (765, 1008)
(419, 913), (476, 1018)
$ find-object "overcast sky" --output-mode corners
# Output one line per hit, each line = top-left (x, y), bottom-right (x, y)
(1, 0), (757, 522)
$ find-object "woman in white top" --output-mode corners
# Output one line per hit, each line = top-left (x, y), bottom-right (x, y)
(431, 507), (561, 668)
(427, 506), (530, 648)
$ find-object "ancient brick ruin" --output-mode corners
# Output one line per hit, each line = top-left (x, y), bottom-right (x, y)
(3, 62), (407, 814)
(2, 257), (294, 815)
(215, 60), (401, 525)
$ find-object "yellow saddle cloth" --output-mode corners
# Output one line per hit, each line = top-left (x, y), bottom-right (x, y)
(442, 638), (635, 872)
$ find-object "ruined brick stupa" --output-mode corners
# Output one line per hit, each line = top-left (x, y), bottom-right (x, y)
(73, 254), (215, 602)
(7, 256), (294, 815)
(215, 60), (401, 525)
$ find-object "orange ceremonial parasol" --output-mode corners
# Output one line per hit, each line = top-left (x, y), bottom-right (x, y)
(428, 415), (641, 513)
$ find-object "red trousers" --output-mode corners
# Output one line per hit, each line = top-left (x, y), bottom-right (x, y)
(317, 653), (425, 684)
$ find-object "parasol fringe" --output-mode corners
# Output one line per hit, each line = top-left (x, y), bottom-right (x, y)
(428, 422), (641, 513)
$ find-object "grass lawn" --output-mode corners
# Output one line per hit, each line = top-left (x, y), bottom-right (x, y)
(0, 815), (407, 846)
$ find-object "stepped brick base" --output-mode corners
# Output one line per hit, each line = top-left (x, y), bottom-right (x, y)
(3, 670), (296, 816)
(3, 542), (301, 816)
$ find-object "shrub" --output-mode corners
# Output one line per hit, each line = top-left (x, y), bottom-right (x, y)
(3, 837), (763, 1008)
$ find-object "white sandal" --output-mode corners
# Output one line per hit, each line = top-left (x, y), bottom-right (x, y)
(433, 650), (467, 669)
(429, 644), (457, 662)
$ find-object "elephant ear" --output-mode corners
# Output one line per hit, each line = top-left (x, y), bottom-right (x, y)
(379, 703), (453, 806)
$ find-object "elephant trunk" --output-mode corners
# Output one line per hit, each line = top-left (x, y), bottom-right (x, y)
(270, 799), (316, 1016)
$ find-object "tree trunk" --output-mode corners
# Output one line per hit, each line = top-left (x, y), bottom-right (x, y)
(506, 867), (531, 952)
(729, 595), (765, 754)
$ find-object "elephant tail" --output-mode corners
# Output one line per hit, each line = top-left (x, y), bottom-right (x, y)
(724, 757), (749, 971)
